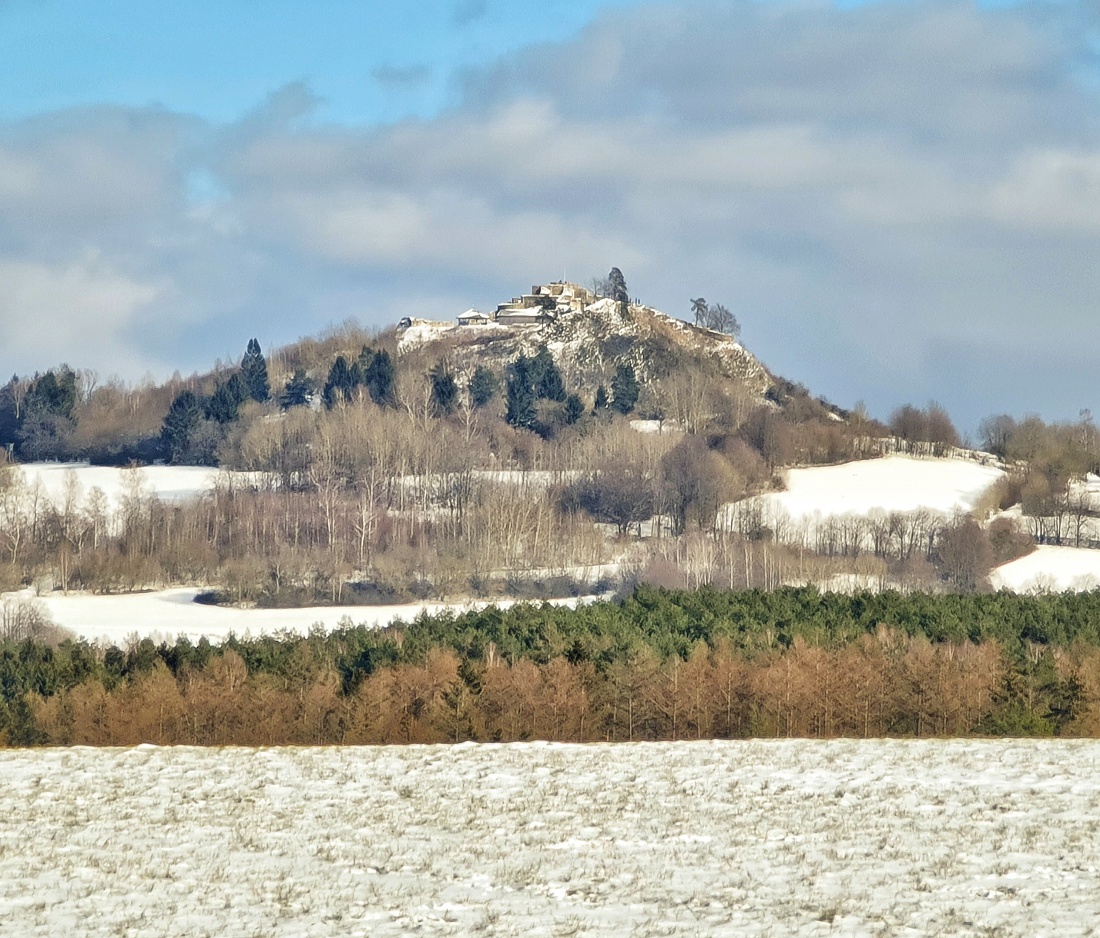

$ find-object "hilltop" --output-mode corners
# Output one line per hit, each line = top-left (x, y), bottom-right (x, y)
(395, 282), (775, 407)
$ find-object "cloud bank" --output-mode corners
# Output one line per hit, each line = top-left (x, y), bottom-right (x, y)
(2, 0), (1099, 429)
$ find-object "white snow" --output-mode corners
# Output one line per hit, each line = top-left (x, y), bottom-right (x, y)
(727, 455), (1003, 529)
(992, 545), (1100, 593)
(4, 739), (1100, 937)
(34, 587), (600, 645)
(12, 462), (259, 511)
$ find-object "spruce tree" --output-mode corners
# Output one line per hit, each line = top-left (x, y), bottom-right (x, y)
(240, 338), (270, 403)
(611, 363), (640, 415)
(279, 369), (314, 409)
(363, 350), (396, 407)
(594, 385), (609, 410)
(505, 355), (537, 430)
(429, 362), (459, 417)
(531, 346), (566, 402)
(323, 356), (356, 409)
(564, 393), (585, 425)
(161, 391), (202, 463)
(206, 374), (248, 423)
(469, 366), (499, 409)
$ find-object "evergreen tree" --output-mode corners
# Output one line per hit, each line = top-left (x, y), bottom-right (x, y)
(279, 369), (314, 409)
(323, 356), (356, 409)
(594, 385), (610, 411)
(469, 366), (499, 409)
(608, 267), (629, 308)
(363, 350), (396, 407)
(530, 346), (566, 402)
(611, 363), (640, 415)
(564, 393), (585, 425)
(505, 356), (537, 430)
(429, 362), (459, 417)
(161, 391), (203, 464)
(206, 374), (248, 424)
(240, 338), (270, 402)
(25, 368), (78, 421)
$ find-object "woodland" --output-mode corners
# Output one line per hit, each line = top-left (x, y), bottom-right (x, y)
(0, 587), (1096, 746)
(0, 280), (1099, 745)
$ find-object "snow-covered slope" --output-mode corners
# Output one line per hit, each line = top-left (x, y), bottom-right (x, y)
(11, 462), (257, 510)
(726, 455), (1004, 530)
(992, 545), (1100, 593)
(4, 740), (1100, 937)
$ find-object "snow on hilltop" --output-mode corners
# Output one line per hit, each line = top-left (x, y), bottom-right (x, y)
(396, 293), (774, 399)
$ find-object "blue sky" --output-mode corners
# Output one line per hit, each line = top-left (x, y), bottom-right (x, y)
(2, 0), (1100, 433)
(0, 0), (639, 124)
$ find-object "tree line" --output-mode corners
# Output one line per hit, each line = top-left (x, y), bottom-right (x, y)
(3, 585), (1100, 745)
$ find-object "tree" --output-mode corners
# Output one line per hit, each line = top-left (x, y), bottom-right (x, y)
(429, 362), (459, 417)
(469, 366), (499, 409)
(161, 391), (203, 464)
(611, 363), (640, 415)
(594, 385), (610, 411)
(240, 338), (270, 403)
(279, 369), (315, 409)
(608, 267), (629, 310)
(708, 303), (740, 338)
(564, 393), (585, 425)
(322, 357), (356, 409)
(363, 350), (396, 407)
(691, 298), (739, 336)
(206, 374), (248, 424)
(505, 357), (537, 431)
(529, 346), (565, 402)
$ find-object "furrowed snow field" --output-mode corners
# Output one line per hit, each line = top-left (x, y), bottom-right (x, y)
(2, 740), (1099, 937)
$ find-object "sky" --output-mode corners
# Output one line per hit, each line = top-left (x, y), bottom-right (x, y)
(1, 0), (1100, 433)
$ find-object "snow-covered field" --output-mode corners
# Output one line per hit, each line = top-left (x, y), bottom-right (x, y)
(726, 455), (1003, 532)
(34, 588), (597, 645)
(992, 545), (1100, 593)
(11, 462), (259, 510)
(3, 739), (1099, 937)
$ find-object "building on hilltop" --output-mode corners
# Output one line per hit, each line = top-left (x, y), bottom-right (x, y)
(459, 281), (596, 327)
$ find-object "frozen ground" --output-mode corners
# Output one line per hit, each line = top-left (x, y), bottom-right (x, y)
(2, 739), (1099, 937)
(12, 462), (258, 510)
(34, 588), (598, 645)
(992, 545), (1100, 593)
(726, 455), (1003, 531)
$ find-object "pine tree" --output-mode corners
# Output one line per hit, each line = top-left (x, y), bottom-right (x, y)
(611, 363), (639, 415)
(430, 362), (459, 417)
(240, 338), (270, 403)
(363, 350), (396, 407)
(279, 369), (314, 409)
(530, 346), (566, 402)
(564, 393), (585, 425)
(161, 391), (203, 464)
(469, 366), (499, 409)
(505, 356), (537, 430)
(594, 385), (610, 411)
(608, 267), (629, 310)
(323, 356), (356, 409)
(206, 374), (248, 423)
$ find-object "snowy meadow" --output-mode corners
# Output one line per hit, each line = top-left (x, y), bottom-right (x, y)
(3, 739), (1100, 937)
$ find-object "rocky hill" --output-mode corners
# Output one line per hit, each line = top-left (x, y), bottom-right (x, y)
(395, 287), (776, 406)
